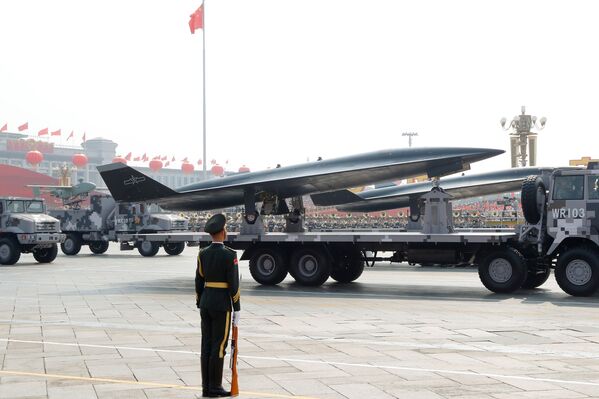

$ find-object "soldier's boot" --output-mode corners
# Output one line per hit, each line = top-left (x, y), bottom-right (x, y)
(208, 357), (231, 397)
(201, 357), (210, 397)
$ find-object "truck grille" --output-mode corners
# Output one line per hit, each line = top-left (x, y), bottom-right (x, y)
(172, 220), (187, 230)
(36, 222), (57, 232)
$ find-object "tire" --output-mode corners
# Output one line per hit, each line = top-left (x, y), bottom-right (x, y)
(521, 261), (551, 289)
(61, 233), (82, 256)
(290, 247), (331, 286)
(138, 241), (160, 257)
(89, 241), (109, 254)
(478, 247), (527, 293)
(331, 251), (364, 283)
(0, 237), (21, 265)
(33, 244), (58, 263)
(521, 175), (546, 224)
(555, 247), (599, 296)
(164, 242), (186, 256)
(249, 248), (288, 285)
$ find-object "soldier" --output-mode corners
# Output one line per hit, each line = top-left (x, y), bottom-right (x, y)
(196, 214), (241, 397)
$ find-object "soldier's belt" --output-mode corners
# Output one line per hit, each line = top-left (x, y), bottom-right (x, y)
(205, 282), (229, 289)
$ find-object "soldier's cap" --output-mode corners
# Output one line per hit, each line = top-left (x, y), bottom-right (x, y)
(204, 213), (226, 234)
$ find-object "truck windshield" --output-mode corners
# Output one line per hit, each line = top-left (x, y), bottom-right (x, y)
(553, 175), (584, 200)
(589, 176), (599, 200)
(148, 204), (165, 213)
(25, 201), (44, 213)
(6, 200), (25, 213)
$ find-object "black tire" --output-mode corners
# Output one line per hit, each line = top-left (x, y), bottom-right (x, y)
(555, 247), (599, 296)
(89, 241), (109, 255)
(521, 175), (546, 224)
(138, 241), (160, 257)
(61, 233), (82, 256)
(33, 244), (58, 263)
(331, 251), (364, 283)
(290, 247), (331, 286)
(478, 247), (527, 293)
(164, 242), (186, 256)
(521, 262), (551, 289)
(0, 237), (21, 265)
(249, 248), (288, 285)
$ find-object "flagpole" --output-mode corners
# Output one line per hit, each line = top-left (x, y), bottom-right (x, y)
(202, 0), (207, 180)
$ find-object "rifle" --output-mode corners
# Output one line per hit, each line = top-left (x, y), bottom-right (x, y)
(230, 324), (239, 396)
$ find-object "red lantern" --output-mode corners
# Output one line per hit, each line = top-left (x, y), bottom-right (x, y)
(72, 153), (88, 168)
(112, 156), (127, 164)
(238, 165), (250, 173)
(181, 162), (194, 174)
(211, 164), (224, 176)
(149, 159), (163, 172)
(26, 150), (43, 166)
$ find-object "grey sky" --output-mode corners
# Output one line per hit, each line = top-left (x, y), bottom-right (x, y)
(1, 0), (597, 173)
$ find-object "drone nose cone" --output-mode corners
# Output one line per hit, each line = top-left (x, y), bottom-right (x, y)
(461, 147), (504, 163)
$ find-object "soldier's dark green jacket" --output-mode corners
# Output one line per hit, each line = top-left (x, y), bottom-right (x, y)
(195, 243), (241, 312)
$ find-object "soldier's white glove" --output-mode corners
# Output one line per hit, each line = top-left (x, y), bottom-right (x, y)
(232, 311), (240, 327)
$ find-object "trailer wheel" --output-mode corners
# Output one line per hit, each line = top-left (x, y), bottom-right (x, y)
(555, 247), (599, 296)
(33, 244), (58, 263)
(61, 233), (82, 256)
(138, 241), (160, 257)
(164, 242), (186, 256)
(0, 237), (21, 265)
(521, 262), (551, 289)
(89, 241), (109, 255)
(290, 247), (331, 286)
(331, 251), (364, 283)
(521, 175), (546, 224)
(249, 248), (288, 285)
(478, 248), (527, 293)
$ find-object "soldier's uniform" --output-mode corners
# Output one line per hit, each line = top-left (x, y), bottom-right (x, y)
(195, 214), (240, 398)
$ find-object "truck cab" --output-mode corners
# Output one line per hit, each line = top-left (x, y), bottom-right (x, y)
(0, 197), (64, 265)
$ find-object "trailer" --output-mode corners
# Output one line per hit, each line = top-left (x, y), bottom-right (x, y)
(133, 165), (599, 297)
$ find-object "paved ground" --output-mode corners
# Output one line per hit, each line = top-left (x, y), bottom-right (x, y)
(1, 245), (599, 399)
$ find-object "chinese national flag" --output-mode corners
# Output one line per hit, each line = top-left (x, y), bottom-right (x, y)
(125, 152), (132, 161)
(51, 129), (61, 136)
(67, 131), (74, 140)
(189, 4), (204, 34)
(142, 153), (148, 161)
(18, 122), (28, 131)
(133, 156), (141, 161)
(161, 156), (167, 161)
(38, 128), (49, 136)
(165, 161), (170, 167)
(172, 156), (176, 162)
(0, 123), (7, 132)
(182, 157), (189, 163)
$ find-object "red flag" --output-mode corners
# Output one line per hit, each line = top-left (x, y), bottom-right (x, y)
(18, 122), (28, 131)
(67, 131), (74, 140)
(182, 157), (189, 163)
(165, 161), (170, 167)
(0, 123), (7, 132)
(38, 128), (49, 136)
(125, 152), (132, 161)
(225, 160), (229, 165)
(82, 132), (87, 142)
(211, 159), (216, 165)
(197, 159), (203, 165)
(161, 156), (167, 161)
(133, 156), (141, 161)
(172, 156), (176, 162)
(142, 153), (148, 161)
(189, 5), (204, 34)
(51, 129), (61, 136)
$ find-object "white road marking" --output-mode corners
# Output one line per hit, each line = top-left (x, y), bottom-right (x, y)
(2, 338), (599, 388)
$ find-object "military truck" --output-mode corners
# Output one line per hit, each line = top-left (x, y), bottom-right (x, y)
(0, 197), (64, 265)
(49, 194), (189, 257)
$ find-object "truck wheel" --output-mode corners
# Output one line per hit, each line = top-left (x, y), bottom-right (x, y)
(164, 242), (185, 256)
(33, 244), (58, 263)
(61, 234), (82, 256)
(89, 241), (109, 255)
(555, 247), (599, 296)
(521, 263), (551, 289)
(249, 248), (288, 285)
(290, 247), (331, 286)
(478, 248), (527, 293)
(331, 251), (364, 283)
(521, 176), (546, 224)
(138, 241), (160, 257)
(0, 237), (21, 265)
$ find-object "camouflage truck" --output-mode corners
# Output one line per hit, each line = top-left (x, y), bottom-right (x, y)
(186, 164), (599, 297)
(49, 194), (189, 257)
(0, 197), (64, 265)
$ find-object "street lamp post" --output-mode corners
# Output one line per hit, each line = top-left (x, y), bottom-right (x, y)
(500, 106), (546, 167)
(402, 132), (419, 148)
